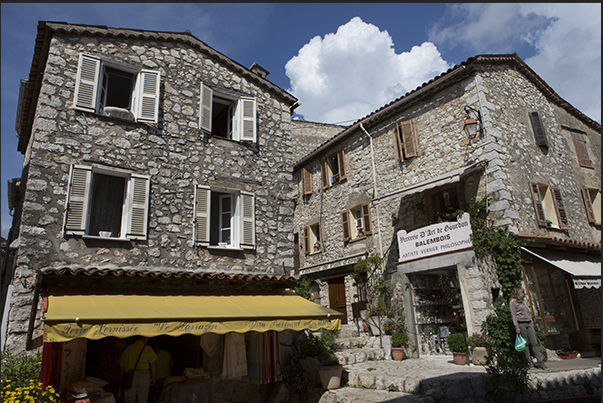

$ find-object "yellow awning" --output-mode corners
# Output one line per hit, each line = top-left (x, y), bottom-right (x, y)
(43, 288), (342, 342)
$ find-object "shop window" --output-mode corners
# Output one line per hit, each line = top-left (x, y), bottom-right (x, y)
(65, 165), (150, 240)
(529, 111), (548, 147)
(530, 182), (570, 229)
(321, 150), (346, 189)
(570, 130), (593, 168)
(304, 223), (321, 254)
(73, 54), (160, 123)
(341, 203), (372, 241)
(301, 166), (313, 196)
(424, 183), (465, 223)
(581, 187), (601, 226)
(394, 119), (419, 161)
(199, 84), (257, 142)
(194, 185), (255, 250)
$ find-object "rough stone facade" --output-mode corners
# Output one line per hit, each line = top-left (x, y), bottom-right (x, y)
(290, 120), (346, 163)
(4, 23), (297, 356)
(293, 55), (601, 357)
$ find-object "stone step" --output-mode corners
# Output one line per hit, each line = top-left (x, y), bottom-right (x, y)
(333, 335), (390, 351)
(335, 348), (389, 365)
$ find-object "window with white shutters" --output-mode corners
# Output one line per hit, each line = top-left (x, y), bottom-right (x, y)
(73, 53), (160, 123)
(64, 165), (150, 240)
(193, 185), (255, 249)
(199, 83), (257, 143)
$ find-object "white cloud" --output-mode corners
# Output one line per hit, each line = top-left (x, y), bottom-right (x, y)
(285, 17), (450, 124)
(429, 3), (601, 123)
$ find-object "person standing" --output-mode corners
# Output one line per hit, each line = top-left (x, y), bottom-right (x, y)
(149, 339), (174, 403)
(119, 336), (158, 403)
(96, 338), (126, 400)
(510, 287), (546, 369)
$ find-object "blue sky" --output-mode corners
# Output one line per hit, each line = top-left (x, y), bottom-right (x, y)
(1, 3), (601, 239)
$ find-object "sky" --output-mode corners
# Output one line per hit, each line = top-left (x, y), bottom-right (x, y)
(1, 3), (601, 239)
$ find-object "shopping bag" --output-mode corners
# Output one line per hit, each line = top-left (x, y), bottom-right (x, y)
(515, 334), (527, 352)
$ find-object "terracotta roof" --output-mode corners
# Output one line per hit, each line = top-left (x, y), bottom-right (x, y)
(295, 53), (601, 169)
(518, 234), (601, 251)
(39, 266), (295, 284)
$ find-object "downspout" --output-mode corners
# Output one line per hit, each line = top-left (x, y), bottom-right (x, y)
(359, 123), (384, 259)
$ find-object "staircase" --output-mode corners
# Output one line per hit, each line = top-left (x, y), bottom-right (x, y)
(332, 324), (391, 368)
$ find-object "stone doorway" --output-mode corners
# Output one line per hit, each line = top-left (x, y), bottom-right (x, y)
(328, 277), (348, 324)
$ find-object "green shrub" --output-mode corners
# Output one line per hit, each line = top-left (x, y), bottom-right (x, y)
(1, 349), (60, 403)
(484, 352), (530, 403)
(391, 332), (408, 348)
(447, 333), (467, 353)
(481, 305), (515, 354)
(1, 349), (43, 384)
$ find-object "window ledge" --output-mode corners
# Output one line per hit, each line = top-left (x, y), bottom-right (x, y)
(349, 235), (368, 243)
(101, 107), (135, 122)
(207, 245), (244, 251)
(82, 235), (130, 242)
(309, 250), (322, 256)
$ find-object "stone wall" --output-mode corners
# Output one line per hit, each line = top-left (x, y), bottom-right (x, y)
(290, 120), (346, 163)
(6, 31), (295, 353)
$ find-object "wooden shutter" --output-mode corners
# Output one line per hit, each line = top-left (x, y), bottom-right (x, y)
(240, 192), (255, 249)
(73, 54), (100, 112)
(394, 123), (404, 162)
(65, 165), (92, 235)
(321, 158), (329, 189)
(581, 188), (597, 225)
(530, 183), (547, 227)
(571, 132), (592, 168)
(337, 150), (347, 181)
(194, 185), (211, 246)
(126, 174), (150, 240)
(551, 187), (570, 229)
(361, 203), (372, 235)
(302, 166), (313, 196)
(401, 120), (418, 158)
(341, 211), (350, 242)
(239, 97), (257, 142)
(529, 112), (548, 147)
(136, 70), (160, 123)
(304, 227), (310, 255)
(199, 84), (213, 132)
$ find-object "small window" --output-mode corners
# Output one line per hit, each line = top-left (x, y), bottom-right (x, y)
(581, 187), (601, 226)
(65, 165), (150, 240)
(394, 119), (418, 161)
(529, 111), (548, 147)
(570, 131), (593, 168)
(304, 224), (321, 254)
(530, 182), (570, 229)
(424, 183), (465, 223)
(341, 203), (372, 241)
(199, 84), (257, 142)
(301, 166), (313, 196)
(194, 185), (255, 249)
(321, 150), (346, 189)
(73, 54), (161, 123)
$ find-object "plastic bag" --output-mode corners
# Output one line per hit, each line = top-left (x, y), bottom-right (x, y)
(515, 334), (527, 352)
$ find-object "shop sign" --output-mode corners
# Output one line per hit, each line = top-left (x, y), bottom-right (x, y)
(572, 278), (601, 289)
(397, 212), (473, 263)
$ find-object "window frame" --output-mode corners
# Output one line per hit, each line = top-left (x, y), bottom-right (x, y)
(199, 83), (257, 143)
(394, 119), (419, 162)
(530, 182), (570, 230)
(570, 130), (593, 168)
(341, 203), (372, 242)
(581, 187), (601, 226)
(301, 166), (313, 196)
(73, 54), (161, 123)
(64, 164), (150, 241)
(304, 223), (321, 254)
(321, 150), (346, 189)
(193, 185), (255, 250)
(529, 111), (549, 147)
(424, 182), (465, 224)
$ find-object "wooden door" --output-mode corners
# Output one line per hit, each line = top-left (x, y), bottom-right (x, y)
(328, 277), (348, 324)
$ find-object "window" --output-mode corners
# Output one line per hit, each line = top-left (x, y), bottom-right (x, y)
(301, 166), (313, 196)
(64, 165), (150, 240)
(341, 203), (372, 241)
(194, 185), (255, 249)
(581, 187), (601, 226)
(424, 183), (465, 223)
(394, 119), (418, 162)
(529, 111), (548, 147)
(321, 150), (346, 189)
(530, 182), (570, 229)
(570, 131), (593, 168)
(73, 54), (161, 123)
(199, 84), (257, 142)
(304, 224), (321, 254)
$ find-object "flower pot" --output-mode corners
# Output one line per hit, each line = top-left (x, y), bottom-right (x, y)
(317, 364), (343, 389)
(469, 347), (488, 365)
(452, 352), (468, 365)
(558, 352), (577, 360)
(368, 316), (381, 336)
(391, 347), (405, 361)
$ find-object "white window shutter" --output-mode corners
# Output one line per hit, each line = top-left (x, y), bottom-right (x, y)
(194, 185), (211, 246)
(240, 192), (255, 249)
(239, 97), (256, 142)
(74, 54), (100, 112)
(65, 165), (92, 235)
(200, 84), (213, 133)
(136, 70), (160, 123)
(126, 174), (150, 240)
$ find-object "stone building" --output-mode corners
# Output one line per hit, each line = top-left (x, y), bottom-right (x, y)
(292, 53), (601, 358)
(1, 21), (341, 400)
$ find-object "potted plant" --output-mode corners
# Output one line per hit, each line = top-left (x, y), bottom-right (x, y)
(447, 333), (468, 365)
(556, 349), (577, 359)
(466, 332), (493, 365)
(313, 240), (321, 252)
(391, 332), (408, 361)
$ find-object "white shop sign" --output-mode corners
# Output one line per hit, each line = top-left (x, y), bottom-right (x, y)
(397, 212), (473, 263)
